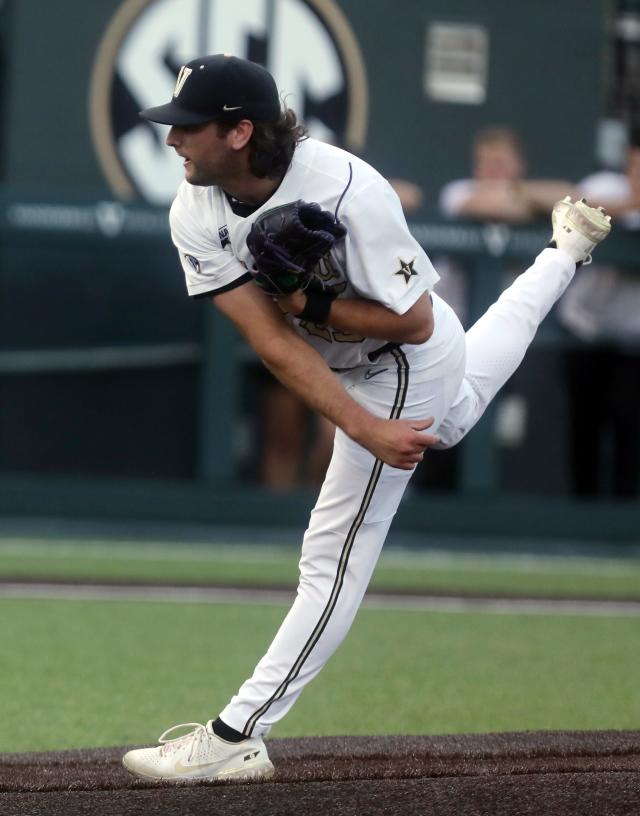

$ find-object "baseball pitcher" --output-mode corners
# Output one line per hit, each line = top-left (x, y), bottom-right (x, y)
(122, 55), (611, 783)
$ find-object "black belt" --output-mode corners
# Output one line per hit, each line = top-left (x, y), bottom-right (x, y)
(330, 343), (402, 373)
(367, 342), (402, 363)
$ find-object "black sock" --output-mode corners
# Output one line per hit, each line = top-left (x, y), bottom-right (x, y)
(212, 717), (247, 743)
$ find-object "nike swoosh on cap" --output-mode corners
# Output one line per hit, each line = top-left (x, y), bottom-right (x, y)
(223, 104), (243, 111)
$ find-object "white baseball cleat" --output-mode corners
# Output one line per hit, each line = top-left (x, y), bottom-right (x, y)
(122, 721), (274, 783)
(551, 196), (612, 265)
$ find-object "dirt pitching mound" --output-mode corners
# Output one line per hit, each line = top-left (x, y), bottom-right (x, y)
(1, 731), (639, 815)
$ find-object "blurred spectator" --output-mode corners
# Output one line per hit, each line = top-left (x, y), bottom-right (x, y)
(436, 126), (573, 327)
(558, 139), (640, 499)
(258, 175), (425, 491)
(259, 371), (335, 489)
(387, 178), (424, 215)
(421, 127), (574, 493)
(439, 126), (574, 225)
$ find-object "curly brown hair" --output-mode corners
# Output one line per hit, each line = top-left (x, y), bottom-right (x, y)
(217, 108), (308, 179)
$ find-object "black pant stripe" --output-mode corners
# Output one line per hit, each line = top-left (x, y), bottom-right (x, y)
(243, 350), (410, 736)
(390, 347), (409, 418)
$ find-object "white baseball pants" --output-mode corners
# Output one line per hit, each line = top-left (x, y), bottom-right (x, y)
(219, 247), (576, 736)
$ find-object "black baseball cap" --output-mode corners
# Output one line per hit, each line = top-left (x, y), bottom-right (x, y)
(139, 54), (281, 126)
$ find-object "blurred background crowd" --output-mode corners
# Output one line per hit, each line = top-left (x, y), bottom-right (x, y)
(0, 0), (638, 538)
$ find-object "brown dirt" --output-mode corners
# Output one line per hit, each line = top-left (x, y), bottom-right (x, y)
(1, 731), (639, 815)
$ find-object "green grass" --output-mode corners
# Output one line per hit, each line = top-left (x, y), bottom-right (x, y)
(1, 596), (639, 753)
(1, 537), (640, 598)
(2, 535), (639, 753)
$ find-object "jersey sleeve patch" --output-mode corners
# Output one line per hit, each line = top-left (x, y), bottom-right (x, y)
(394, 257), (419, 284)
(170, 191), (248, 297)
(184, 254), (201, 274)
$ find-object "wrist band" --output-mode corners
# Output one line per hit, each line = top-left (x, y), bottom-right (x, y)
(298, 289), (335, 324)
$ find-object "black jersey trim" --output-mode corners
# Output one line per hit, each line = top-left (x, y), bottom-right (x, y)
(224, 192), (259, 217)
(191, 272), (253, 299)
(242, 346), (410, 736)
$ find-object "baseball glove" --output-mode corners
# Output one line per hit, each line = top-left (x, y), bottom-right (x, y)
(246, 200), (346, 296)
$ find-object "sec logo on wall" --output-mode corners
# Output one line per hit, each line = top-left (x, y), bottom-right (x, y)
(90, 0), (368, 204)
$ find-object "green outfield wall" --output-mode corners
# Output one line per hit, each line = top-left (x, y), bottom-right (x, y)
(1, 0), (638, 541)
(1, 196), (638, 540)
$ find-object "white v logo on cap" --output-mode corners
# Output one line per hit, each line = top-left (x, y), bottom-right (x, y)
(173, 66), (192, 98)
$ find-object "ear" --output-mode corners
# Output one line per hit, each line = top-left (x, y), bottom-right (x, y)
(226, 120), (254, 151)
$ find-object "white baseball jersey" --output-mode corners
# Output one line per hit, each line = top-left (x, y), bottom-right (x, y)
(169, 138), (439, 369)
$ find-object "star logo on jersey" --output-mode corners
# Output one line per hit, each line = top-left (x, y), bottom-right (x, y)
(394, 257), (418, 284)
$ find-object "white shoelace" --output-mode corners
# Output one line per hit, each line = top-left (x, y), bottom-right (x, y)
(157, 722), (209, 760)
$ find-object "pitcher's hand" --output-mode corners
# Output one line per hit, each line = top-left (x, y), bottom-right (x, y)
(355, 416), (439, 469)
